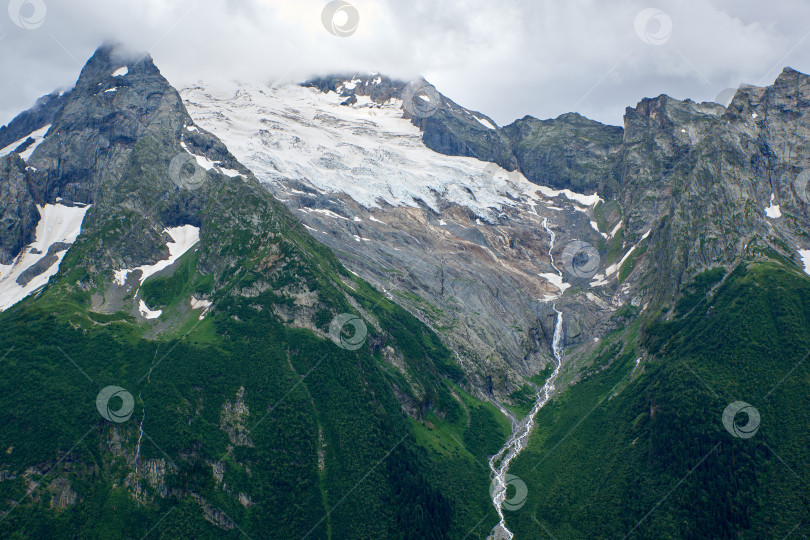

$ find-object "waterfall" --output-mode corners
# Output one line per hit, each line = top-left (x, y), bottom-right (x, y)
(488, 218), (564, 539)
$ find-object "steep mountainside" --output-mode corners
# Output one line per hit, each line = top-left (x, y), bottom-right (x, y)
(181, 80), (633, 406)
(0, 46), (509, 539)
(181, 70), (810, 538)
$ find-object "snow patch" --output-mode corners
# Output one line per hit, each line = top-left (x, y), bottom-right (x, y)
(589, 274), (609, 287)
(475, 116), (496, 129)
(114, 225), (200, 288)
(218, 167), (242, 177)
(0, 204), (90, 311)
(799, 249), (810, 276)
(112, 66), (128, 77)
(605, 230), (650, 277)
(0, 124), (51, 161)
(180, 141), (217, 171)
(532, 184), (602, 207)
(190, 296), (212, 319)
(539, 272), (570, 293)
(104, 88), (117, 93)
(590, 220), (607, 238)
(368, 216), (385, 224)
(304, 208), (349, 220)
(764, 193), (781, 218)
(139, 299), (162, 320)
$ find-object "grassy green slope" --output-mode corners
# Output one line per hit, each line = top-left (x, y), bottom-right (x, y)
(507, 262), (810, 538)
(0, 258), (506, 539)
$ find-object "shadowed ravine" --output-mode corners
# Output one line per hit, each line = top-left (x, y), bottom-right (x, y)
(488, 219), (565, 540)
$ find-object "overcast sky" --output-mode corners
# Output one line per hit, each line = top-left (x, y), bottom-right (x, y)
(2, 0), (810, 127)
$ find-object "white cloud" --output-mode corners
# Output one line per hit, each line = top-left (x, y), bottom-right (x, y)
(1, 0), (808, 127)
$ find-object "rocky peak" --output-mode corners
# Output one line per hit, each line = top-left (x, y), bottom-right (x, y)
(501, 112), (623, 193)
(73, 43), (158, 91)
(303, 73), (405, 105)
(768, 66), (810, 103)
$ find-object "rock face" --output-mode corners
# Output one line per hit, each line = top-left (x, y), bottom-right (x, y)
(612, 69), (810, 305)
(182, 80), (625, 397)
(501, 113), (624, 194)
(183, 68), (810, 400)
(0, 155), (38, 264)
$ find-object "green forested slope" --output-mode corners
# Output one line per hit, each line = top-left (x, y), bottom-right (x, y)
(507, 262), (810, 538)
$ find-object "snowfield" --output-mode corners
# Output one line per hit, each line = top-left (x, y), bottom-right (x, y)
(0, 203), (90, 311)
(180, 82), (601, 221)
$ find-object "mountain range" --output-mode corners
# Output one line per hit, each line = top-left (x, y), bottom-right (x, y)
(0, 44), (807, 539)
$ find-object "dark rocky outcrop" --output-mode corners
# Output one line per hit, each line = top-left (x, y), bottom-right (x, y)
(15, 242), (72, 286)
(0, 155), (39, 264)
(501, 113), (623, 194)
